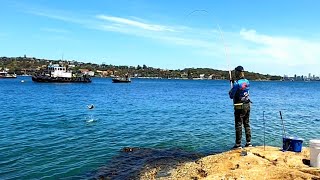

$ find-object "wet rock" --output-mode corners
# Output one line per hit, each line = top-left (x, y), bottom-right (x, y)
(122, 147), (140, 152)
(88, 147), (204, 180)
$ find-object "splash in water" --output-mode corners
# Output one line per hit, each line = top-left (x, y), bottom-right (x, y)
(85, 115), (97, 123)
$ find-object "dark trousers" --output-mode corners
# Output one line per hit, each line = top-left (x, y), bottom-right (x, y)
(234, 105), (251, 145)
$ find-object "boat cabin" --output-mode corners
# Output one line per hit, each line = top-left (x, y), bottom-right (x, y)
(48, 64), (72, 78)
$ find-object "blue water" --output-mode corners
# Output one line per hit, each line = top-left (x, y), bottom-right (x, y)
(1, 77), (319, 179)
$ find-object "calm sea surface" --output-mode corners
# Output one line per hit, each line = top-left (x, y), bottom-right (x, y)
(0, 77), (320, 179)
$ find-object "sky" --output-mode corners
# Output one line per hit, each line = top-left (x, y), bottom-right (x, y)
(1, 0), (320, 76)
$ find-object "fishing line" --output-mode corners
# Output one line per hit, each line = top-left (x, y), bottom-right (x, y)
(263, 111), (265, 151)
(185, 9), (232, 87)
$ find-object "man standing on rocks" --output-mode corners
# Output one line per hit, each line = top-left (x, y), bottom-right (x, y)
(229, 66), (252, 149)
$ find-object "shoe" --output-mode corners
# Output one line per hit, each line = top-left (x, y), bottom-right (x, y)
(232, 144), (242, 149)
(245, 142), (253, 147)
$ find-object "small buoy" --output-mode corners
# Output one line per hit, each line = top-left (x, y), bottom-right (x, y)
(21, 80), (25, 83)
(87, 104), (94, 109)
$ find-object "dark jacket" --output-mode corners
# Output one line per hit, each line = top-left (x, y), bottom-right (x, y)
(229, 78), (250, 104)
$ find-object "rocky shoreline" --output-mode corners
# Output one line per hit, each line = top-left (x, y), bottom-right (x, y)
(140, 146), (320, 180)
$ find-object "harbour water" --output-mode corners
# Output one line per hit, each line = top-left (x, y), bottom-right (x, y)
(1, 77), (319, 179)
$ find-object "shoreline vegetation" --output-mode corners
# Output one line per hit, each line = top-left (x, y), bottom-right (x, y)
(138, 146), (319, 180)
(0, 56), (282, 81)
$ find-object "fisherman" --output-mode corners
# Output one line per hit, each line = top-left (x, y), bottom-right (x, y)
(229, 66), (252, 149)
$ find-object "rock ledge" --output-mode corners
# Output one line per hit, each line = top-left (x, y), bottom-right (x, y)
(141, 146), (320, 180)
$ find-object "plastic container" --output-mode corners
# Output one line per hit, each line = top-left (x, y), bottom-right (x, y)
(282, 137), (303, 152)
(310, 139), (320, 167)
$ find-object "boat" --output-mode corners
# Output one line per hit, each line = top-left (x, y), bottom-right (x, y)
(0, 70), (17, 78)
(112, 77), (131, 83)
(32, 64), (91, 83)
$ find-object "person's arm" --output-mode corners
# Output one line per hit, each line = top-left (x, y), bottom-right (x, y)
(229, 82), (238, 99)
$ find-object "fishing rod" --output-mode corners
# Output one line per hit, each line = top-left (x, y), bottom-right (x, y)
(216, 23), (232, 88)
(185, 10), (232, 88)
(279, 111), (286, 138)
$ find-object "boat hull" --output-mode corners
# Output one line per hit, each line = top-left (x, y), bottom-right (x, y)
(32, 75), (91, 83)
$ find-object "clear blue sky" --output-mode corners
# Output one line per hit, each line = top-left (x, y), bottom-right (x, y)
(1, 0), (320, 76)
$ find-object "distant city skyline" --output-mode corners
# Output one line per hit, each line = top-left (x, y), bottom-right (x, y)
(283, 73), (320, 81)
(1, 0), (320, 76)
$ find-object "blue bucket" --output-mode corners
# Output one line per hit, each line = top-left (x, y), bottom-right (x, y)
(282, 137), (303, 152)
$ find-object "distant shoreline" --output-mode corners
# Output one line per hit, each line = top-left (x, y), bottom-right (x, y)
(1, 56), (281, 81)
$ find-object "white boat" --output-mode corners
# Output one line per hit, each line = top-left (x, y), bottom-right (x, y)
(112, 77), (131, 83)
(32, 64), (91, 83)
(0, 70), (17, 78)
(112, 74), (131, 83)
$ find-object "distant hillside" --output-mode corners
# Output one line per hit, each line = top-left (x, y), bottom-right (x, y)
(0, 56), (281, 80)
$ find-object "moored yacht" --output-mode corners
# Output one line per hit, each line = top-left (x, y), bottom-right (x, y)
(0, 70), (17, 78)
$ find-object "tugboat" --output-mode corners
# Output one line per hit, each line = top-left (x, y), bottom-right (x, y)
(32, 64), (91, 83)
(0, 70), (17, 78)
(112, 74), (131, 83)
